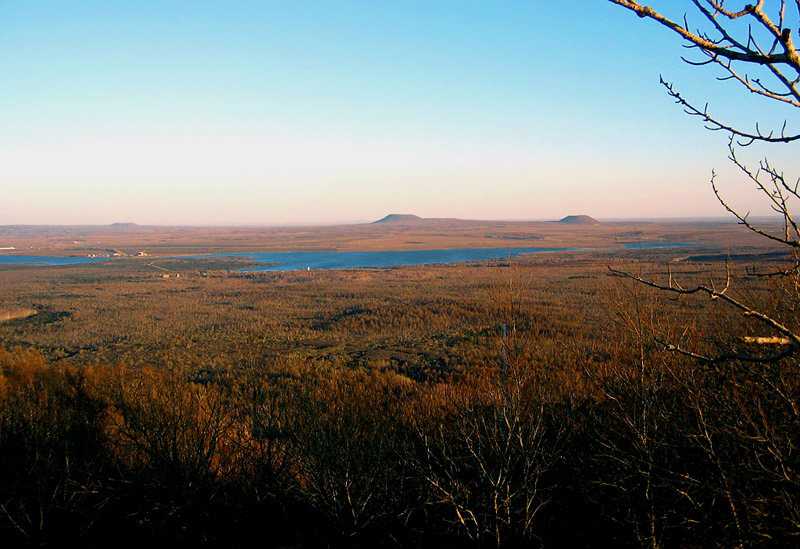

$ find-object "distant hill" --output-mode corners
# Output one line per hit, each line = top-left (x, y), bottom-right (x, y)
(373, 214), (424, 224)
(557, 215), (600, 225)
(110, 222), (138, 227)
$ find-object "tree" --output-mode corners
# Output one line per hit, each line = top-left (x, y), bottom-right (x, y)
(608, 0), (800, 363)
(605, 4), (800, 543)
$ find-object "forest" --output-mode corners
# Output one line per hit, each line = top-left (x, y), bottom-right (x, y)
(0, 232), (797, 547)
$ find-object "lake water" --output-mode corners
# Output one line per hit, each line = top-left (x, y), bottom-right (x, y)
(0, 243), (694, 270)
(201, 243), (695, 272)
(0, 255), (107, 266)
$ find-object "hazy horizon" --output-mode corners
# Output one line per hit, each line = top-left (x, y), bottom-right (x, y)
(0, 214), (782, 228)
(3, 1), (797, 225)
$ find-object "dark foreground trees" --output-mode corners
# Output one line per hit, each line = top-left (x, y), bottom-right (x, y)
(0, 319), (797, 548)
(605, 1), (800, 545)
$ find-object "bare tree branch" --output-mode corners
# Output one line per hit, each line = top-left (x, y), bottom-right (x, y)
(662, 77), (800, 144)
(610, 1), (800, 144)
(608, 265), (800, 361)
(715, 142), (800, 247)
(610, 1), (800, 69)
(608, 1), (800, 365)
(654, 336), (796, 364)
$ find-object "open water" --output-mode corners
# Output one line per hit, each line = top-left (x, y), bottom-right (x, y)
(201, 242), (694, 272)
(0, 243), (694, 270)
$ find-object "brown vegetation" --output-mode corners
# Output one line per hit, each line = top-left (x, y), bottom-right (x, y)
(0, 309), (36, 323)
(0, 222), (797, 546)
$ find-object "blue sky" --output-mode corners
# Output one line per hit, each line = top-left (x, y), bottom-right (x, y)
(1, 1), (796, 225)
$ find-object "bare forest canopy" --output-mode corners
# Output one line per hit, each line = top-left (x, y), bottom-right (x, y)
(0, 217), (797, 547)
(0, 308), (36, 323)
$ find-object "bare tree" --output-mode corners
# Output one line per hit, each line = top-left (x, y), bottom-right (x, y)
(608, 0), (800, 363)
(605, 4), (800, 543)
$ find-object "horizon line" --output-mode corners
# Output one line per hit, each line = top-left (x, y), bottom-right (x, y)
(0, 215), (783, 229)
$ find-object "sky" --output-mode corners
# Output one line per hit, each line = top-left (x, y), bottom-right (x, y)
(1, 0), (797, 226)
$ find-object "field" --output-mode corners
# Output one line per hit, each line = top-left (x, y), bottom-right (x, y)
(0, 219), (797, 548)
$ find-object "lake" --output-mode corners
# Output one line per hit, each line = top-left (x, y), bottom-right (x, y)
(200, 243), (695, 272)
(0, 243), (694, 270)
(0, 255), (107, 266)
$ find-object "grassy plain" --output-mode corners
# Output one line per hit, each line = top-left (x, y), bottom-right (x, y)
(0, 219), (796, 547)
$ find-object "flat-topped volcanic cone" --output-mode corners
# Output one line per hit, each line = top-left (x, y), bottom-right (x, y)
(373, 214), (424, 224)
(557, 215), (600, 225)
